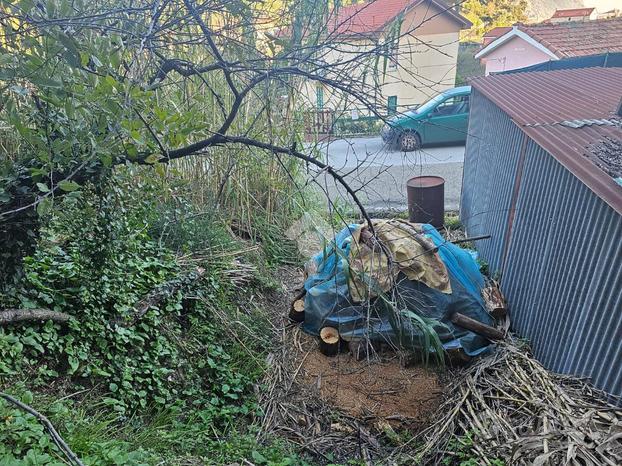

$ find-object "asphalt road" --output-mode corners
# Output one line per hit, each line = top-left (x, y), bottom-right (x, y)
(311, 136), (465, 213)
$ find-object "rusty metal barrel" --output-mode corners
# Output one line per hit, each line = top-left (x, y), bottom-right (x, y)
(406, 176), (445, 228)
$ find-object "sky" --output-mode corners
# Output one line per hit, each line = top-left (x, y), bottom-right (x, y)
(582, 0), (620, 11)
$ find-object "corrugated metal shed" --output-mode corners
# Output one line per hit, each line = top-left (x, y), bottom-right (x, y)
(471, 67), (622, 214)
(503, 140), (622, 396)
(460, 89), (524, 273)
(461, 67), (622, 400)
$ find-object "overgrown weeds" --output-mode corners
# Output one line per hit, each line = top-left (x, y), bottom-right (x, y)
(0, 163), (311, 464)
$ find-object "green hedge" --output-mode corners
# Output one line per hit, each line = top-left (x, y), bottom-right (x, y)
(332, 116), (383, 136)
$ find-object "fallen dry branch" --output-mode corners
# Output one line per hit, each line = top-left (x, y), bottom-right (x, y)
(178, 251), (258, 288)
(0, 308), (71, 326)
(410, 338), (622, 465)
(0, 392), (85, 466)
(132, 267), (205, 321)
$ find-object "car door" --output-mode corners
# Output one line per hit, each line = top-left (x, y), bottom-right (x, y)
(423, 95), (469, 144)
(454, 95), (470, 143)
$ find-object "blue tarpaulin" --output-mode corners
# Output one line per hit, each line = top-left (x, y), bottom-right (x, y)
(303, 223), (495, 356)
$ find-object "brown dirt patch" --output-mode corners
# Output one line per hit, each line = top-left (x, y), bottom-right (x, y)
(296, 333), (442, 427)
(274, 266), (443, 430)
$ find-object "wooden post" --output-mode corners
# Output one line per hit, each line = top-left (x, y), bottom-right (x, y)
(450, 312), (504, 341)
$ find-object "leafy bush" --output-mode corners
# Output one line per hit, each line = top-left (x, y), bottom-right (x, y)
(333, 117), (383, 137)
(0, 391), (153, 466)
(0, 174), (300, 463)
(0, 180), (254, 416)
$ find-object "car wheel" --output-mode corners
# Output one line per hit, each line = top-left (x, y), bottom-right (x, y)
(399, 131), (421, 152)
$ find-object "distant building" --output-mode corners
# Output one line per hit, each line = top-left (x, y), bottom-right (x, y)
(297, 0), (471, 118)
(598, 9), (621, 20)
(475, 17), (622, 74)
(461, 67), (622, 400)
(549, 7), (596, 23)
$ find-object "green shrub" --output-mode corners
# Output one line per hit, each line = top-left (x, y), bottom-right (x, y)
(333, 117), (383, 137)
(0, 181), (255, 416)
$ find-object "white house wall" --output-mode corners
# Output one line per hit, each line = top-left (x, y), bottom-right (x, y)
(297, 2), (464, 115)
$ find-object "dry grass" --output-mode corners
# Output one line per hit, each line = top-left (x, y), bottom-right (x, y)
(256, 267), (399, 464)
(411, 338), (622, 465)
(258, 267), (622, 465)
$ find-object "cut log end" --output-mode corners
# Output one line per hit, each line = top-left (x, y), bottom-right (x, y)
(319, 326), (340, 356)
(289, 298), (305, 322)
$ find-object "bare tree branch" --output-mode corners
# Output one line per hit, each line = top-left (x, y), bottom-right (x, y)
(0, 308), (71, 325)
(0, 392), (85, 466)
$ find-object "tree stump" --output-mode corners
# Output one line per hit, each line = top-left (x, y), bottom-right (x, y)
(319, 327), (340, 356)
(289, 298), (305, 323)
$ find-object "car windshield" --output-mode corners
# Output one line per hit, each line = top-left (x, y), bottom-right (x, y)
(413, 94), (446, 114)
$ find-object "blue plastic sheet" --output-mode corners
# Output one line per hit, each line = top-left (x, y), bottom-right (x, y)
(303, 223), (495, 356)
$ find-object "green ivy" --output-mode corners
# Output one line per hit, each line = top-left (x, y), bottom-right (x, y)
(0, 181), (253, 416)
(0, 165), (309, 463)
(0, 391), (154, 466)
(442, 432), (506, 466)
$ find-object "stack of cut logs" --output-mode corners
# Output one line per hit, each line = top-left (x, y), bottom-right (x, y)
(289, 281), (508, 359)
(289, 292), (348, 357)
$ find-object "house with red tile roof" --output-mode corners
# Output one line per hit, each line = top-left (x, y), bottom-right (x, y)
(482, 26), (513, 46)
(298, 0), (471, 116)
(475, 17), (622, 75)
(549, 7), (596, 23)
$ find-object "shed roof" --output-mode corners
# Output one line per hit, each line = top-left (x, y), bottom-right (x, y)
(551, 7), (595, 18)
(471, 67), (622, 214)
(476, 17), (622, 59)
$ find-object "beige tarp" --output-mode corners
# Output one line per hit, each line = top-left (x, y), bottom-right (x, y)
(348, 219), (451, 302)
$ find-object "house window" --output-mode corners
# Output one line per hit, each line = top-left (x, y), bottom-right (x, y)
(316, 85), (324, 110)
(387, 95), (397, 114)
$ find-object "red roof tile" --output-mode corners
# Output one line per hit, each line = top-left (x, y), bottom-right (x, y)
(518, 17), (622, 58)
(482, 26), (512, 46)
(551, 7), (595, 18)
(483, 26), (513, 38)
(330, 0), (469, 36)
(471, 67), (622, 214)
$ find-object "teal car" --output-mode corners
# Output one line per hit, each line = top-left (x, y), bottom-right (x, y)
(381, 86), (471, 151)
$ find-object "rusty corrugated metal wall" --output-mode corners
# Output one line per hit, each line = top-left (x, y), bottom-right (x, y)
(461, 93), (622, 399)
